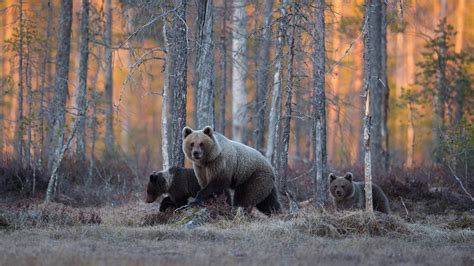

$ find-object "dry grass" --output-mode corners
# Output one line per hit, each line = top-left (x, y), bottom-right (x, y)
(0, 200), (473, 266)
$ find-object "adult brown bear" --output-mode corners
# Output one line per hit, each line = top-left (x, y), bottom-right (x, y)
(182, 126), (281, 215)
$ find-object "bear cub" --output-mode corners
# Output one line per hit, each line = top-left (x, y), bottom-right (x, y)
(146, 166), (201, 212)
(329, 172), (390, 214)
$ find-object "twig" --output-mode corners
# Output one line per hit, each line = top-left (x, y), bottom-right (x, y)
(399, 196), (409, 217)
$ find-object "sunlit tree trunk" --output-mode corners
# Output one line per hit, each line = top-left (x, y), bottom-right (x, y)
(266, 0), (287, 165)
(39, 0), (53, 165)
(76, 0), (90, 164)
(16, 0), (24, 166)
(25, 27), (32, 168)
(254, 0), (273, 153)
(328, 0), (341, 166)
(46, 0), (73, 199)
(231, 0), (248, 143)
(104, 0), (114, 153)
(380, 0), (389, 172)
(196, 0), (215, 129)
(454, 0), (465, 53)
(313, 0), (328, 205)
(406, 0), (416, 168)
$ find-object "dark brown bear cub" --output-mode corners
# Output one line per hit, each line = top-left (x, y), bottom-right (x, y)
(146, 166), (201, 212)
(329, 172), (390, 214)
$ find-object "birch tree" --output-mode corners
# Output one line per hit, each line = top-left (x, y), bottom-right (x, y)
(313, 0), (328, 205)
(104, 0), (114, 152)
(254, 0), (273, 153)
(196, 0), (215, 129)
(76, 0), (90, 164)
(231, 0), (248, 143)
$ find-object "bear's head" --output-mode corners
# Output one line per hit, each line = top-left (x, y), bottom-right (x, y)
(146, 170), (169, 203)
(182, 126), (218, 163)
(329, 172), (354, 200)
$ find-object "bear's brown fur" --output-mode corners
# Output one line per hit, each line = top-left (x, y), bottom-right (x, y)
(146, 166), (201, 212)
(329, 172), (390, 214)
(182, 126), (281, 215)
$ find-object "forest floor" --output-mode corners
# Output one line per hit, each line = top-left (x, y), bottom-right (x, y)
(0, 197), (473, 266)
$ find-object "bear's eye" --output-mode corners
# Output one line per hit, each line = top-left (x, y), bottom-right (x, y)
(199, 142), (204, 147)
(190, 142), (194, 147)
(341, 185), (345, 189)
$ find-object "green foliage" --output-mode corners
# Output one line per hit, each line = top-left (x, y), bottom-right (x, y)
(415, 20), (474, 112)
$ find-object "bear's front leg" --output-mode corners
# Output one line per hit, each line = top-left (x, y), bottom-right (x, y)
(188, 177), (231, 206)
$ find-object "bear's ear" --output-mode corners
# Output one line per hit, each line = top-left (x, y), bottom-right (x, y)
(329, 173), (337, 183)
(344, 172), (353, 182)
(203, 126), (213, 137)
(149, 172), (158, 183)
(182, 127), (193, 139)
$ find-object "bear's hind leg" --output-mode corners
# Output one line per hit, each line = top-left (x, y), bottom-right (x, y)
(256, 186), (281, 215)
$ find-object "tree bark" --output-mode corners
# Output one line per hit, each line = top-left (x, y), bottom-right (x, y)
(47, 0), (73, 175)
(380, 0), (389, 173)
(313, 0), (328, 205)
(196, 0), (215, 129)
(364, 0), (383, 178)
(162, 0), (188, 168)
(217, 0), (228, 134)
(231, 0), (248, 143)
(39, 0), (53, 165)
(76, 0), (90, 164)
(253, 0), (273, 153)
(266, 0), (287, 164)
(278, 0), (296, 194)
(454, 0), (465, 53)
(363, 90), (373, 213)
(405, 0), (416, 167)
(46, 0), (73, 196)
(328, 0), (342, 166)
(16, 0), (24, 165)
(104, 0), (114, 153)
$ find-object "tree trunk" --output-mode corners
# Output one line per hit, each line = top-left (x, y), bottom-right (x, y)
(162, 0), (188, 168)
(380, 0), (389, 173)
(266, 0), (287, 164)
(364, 0), (383, 178)
(76, 0), (90, 164)
(278, 0), (296, 195)
(253, 0), (273, 153)
(46, 0), (73, 191)
(217, 0), (228, 134)
(363, 90), (373, 213)
(196, 0), (215, 129)
(231, 0), (248, 143)
(313, 0), (328, 205)
(454, 0), (465, 53)
(328, 0), (342, 166)
(433, 20), (448, 163)
(25, 27), (32, 168)
(405, 0), (416, 167)
(16, 0), (24, 165)
(104, 0), (114, 153)
(39, 0), (53, 165)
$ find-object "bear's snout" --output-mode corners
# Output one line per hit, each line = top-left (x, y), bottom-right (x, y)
(335, 189), (344, 197)
(192, 150), (202, 159)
